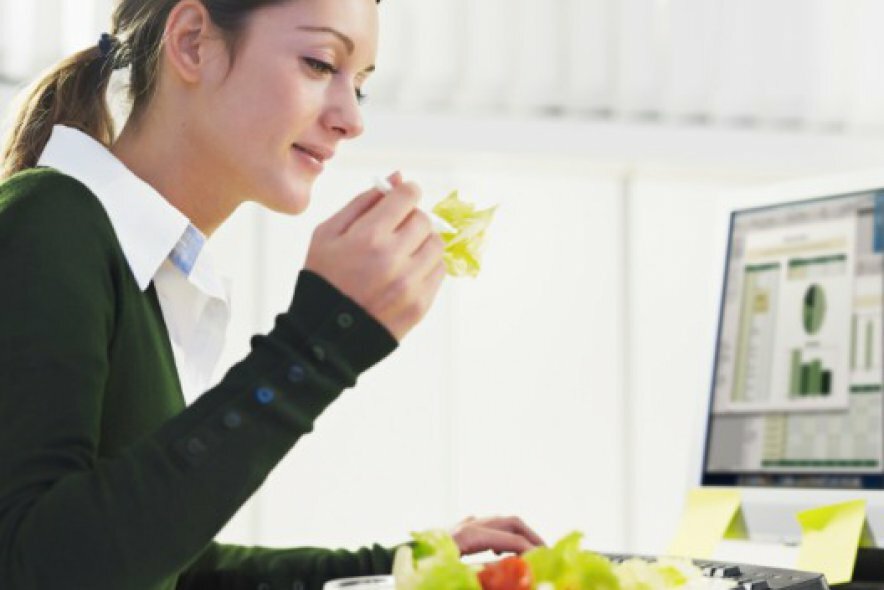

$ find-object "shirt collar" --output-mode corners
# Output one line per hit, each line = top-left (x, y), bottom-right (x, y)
(37, 125), (209, 292)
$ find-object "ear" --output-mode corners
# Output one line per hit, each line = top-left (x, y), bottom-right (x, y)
(163, 0), (217, 84)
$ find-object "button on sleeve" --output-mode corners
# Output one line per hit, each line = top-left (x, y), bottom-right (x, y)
(336, 312), (354, 329)
(287, 364), (306, 383)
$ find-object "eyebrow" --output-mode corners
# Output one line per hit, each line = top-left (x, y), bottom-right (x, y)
(298, 26), (354, 54)
(297, 26), (376, 74)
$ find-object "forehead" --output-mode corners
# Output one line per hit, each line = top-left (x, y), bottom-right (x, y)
(244, 0), (380, 58)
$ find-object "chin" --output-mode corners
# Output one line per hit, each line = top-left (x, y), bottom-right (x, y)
(270, 194), (311, 215)
(260, 182), (313, 215)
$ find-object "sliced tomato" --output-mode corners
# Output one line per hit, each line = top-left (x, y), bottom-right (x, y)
(478, 556), (534, 590)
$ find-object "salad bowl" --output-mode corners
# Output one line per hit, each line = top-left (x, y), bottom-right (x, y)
(323, 575), (396, 589)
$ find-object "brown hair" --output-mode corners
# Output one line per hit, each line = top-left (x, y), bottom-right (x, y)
(1, 0), (380, 180)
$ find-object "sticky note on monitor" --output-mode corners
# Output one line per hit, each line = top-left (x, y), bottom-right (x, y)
(668, 488), (747, 558)
(796, 499), (875, 585)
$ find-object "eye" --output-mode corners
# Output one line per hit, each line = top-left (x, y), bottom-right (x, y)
(304, 57), (368, 105)
(303, 57), (337, 75)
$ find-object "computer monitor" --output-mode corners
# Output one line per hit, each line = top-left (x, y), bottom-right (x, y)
(696, 172), (884, 547)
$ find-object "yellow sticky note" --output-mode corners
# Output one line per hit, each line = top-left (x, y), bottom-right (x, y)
(667, 488), (746, 558)
(796, 499), (873, 584)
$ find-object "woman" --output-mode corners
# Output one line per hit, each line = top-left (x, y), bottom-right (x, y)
(0, 0), (542, 588)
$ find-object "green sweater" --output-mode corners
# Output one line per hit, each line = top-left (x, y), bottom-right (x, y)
(0, 168), (400, 589)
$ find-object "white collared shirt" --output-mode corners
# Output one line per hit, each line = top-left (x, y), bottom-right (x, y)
(38, 125), (231, 405)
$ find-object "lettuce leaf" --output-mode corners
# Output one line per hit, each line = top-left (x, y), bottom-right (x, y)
(614, 557), (718, 590)
(412, 529), (462, 562)
(393, 530), (480, 590)
(523, 532), (619, 590)
(432, 191), (497, 278)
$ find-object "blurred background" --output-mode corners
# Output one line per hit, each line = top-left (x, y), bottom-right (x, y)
(3, 0), (884, 557)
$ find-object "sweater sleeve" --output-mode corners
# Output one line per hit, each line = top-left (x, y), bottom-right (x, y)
(175, 541), (399, 590)
(0, 175), (398, 589)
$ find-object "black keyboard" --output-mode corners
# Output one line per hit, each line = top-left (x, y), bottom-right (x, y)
(604, 554), (829, 590)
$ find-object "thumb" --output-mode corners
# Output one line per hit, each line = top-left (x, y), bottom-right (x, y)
(323, 172), (401, 236)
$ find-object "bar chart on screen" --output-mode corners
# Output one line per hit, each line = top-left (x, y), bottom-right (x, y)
(719, 217), (856, 414)
(850, 275), (882, 387)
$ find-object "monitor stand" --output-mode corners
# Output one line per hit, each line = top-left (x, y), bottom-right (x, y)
(848, 547), (884, 587)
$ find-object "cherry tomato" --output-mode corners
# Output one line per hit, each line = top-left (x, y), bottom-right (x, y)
(478, 556), (533, 590)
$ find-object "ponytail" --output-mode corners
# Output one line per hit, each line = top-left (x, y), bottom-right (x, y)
(1, 45), (116, 180)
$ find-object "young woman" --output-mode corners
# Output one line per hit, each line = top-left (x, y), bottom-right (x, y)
(0, 0), (542, 588)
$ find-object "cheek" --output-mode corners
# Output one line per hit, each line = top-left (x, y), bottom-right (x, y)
(198, 83), (289, 177)
(209, 65), (311, 140)
(199, 66), (325, 206)
(246, 66), (323, 131)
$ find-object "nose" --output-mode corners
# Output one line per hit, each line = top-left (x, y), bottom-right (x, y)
(321, 80), (365, 140)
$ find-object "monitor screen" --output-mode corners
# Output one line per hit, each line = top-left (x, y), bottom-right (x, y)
(702, 189), (884, 490)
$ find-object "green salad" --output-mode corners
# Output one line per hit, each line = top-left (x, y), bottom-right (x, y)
(391, 530), (734, 590)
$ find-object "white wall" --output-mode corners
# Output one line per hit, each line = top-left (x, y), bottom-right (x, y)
(626, 174), (753, 554)
(0, 83), (18, 127)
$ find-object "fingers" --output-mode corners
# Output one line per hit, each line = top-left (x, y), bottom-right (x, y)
(479, 516), (546, 547)
(305, 172), (446, 341)
(322, 188), (385, 236)
(356, 180), (422, 234)
(419, 262), (447, 310)
(369, 240), (444, 329)
(424, 261), (447, 291)
(321, 172), (402, 236)
(451, 515), (545, 557)
(453, 526), (536, 556)
(409, 231), (446, 281)
(396, 209), (434, 254)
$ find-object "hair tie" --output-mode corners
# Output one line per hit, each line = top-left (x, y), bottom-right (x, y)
(98, 33), (116, 59)
(97, 32), (131, 70)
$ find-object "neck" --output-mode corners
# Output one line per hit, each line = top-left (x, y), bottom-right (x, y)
(111, 108), (241, 237)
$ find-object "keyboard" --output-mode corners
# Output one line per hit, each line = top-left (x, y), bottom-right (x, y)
(604, 554), (829, 590)
(323, 556), (829, 590)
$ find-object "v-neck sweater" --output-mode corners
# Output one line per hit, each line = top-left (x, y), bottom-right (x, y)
(0, 168), (400, 590)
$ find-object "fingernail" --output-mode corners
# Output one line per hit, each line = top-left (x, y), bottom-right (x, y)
(373, 176), (393, 193)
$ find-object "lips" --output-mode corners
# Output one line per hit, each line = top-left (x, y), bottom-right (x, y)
(292, 143), (333, 164)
